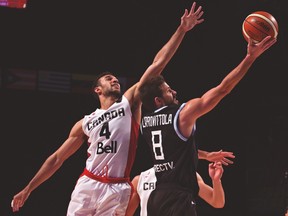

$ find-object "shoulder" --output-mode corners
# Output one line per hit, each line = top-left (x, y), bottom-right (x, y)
(166, 104), (183, 112)
(75, 118), (84, 127)
(124, 83), (138, 101)
(71, 118), (85, 137)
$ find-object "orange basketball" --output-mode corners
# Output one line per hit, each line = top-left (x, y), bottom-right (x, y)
(242, 11), (278, 43)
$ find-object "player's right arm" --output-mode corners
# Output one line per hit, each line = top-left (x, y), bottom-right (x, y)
(178, 36), (277, 138)
(11, 119), (87, 212)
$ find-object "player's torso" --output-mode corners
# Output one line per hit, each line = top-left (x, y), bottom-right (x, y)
(82, 96), (138, 178)
(141, 104), (198, 189)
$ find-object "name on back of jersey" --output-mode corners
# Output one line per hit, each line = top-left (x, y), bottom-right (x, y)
(142, 114), (172, 128)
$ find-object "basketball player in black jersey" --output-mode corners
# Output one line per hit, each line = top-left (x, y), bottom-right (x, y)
(139, 35), (276, 216)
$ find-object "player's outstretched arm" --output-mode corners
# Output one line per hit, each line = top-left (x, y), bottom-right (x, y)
(137, 2), (204, 84)
(125, 2), (204, 109)
(178, 36), (277, 138)
(11, 119), (86, 212)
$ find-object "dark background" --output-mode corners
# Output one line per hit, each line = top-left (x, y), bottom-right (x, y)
(1, 0), (287, 215)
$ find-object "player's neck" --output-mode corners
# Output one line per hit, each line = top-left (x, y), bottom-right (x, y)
(100, 96), (119, 110)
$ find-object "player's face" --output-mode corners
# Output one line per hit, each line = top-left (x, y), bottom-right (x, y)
(98, 74), (121, 97)
(160, 82), (178, 105)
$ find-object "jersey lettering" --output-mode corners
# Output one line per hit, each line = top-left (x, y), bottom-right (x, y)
(154, 161), (174, 172)
(143, 182), (156, 191)
(142, 114), (172, 128)
(96, 141), (117, 154)
(151, 130), (164, 160)
(99, 122), (111, 139)
(87, 107), (125, 131)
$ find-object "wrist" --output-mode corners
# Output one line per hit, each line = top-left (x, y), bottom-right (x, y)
(245, 54), (257, 63)
(212, 179), (222, 186)
(198, 150), (208, 160)
(178, 25), (188, 33)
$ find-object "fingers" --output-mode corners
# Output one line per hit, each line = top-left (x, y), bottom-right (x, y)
(194, 5), (203, 16)
(210, 161), (222, 167)
(11, 199), (18, 212)
(221, 160), (228, 166)
(262, 37), (277, 50)
(214, 162), (223, 172)
(188, 2), (204, 18)
(221, 158), (233, 166)
(182, 9), (188, 18)
(224, 155), (235, 159)
(210, 161), (223, 170)
(215, 161), (222, 167)
(192, 4), (204, 19)
(220, 151), (235, 163)
(260, 35), (272, 44)
(190, 2), (196, 14)
(221, 152), (235, 158)
(11, 198), (23, 212)
(224, 157), (234, 164)
(248, 37), (254, 46)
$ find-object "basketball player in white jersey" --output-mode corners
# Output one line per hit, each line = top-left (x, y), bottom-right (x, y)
(11, 2), (205, 215)
(126, 160), (225, 216)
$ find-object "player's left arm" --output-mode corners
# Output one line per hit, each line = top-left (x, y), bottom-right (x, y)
(124, 2), (204, 111)
(178, 36), (276, 138)
(197, 162), (225, 208)
(125, 175), (141, 216)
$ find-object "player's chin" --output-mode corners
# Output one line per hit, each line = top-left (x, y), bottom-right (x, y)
(174, 99), (179, 105)
(112, 88), (121, 94)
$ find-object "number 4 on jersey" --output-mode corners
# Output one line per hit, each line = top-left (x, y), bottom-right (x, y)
(100, 122), (111, 139)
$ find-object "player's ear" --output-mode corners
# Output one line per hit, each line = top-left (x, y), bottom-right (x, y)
(155, 97), (163, 107)
(94, 86), (102, 95)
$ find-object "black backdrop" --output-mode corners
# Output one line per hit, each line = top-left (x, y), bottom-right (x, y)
(1, 0), (287, 215)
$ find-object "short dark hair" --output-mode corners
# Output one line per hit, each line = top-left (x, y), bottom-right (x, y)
(91, 71), (115, 99)
(139, 75), (166, 112)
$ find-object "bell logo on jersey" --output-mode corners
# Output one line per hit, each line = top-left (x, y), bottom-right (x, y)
(97, 141), (117, 154)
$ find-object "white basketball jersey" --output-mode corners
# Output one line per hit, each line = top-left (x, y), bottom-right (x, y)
(137, 168), (157, 216)
(82, 95), (139, 178)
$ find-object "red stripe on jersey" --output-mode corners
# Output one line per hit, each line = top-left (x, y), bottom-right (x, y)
(124, 117), (139, 178)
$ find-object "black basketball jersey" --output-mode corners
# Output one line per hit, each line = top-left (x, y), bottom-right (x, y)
(140, 103), (199, 197)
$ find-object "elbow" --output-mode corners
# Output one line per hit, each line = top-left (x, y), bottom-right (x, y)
(219, 85), (232, 96)
(47, 153), (64, 168)
(152, 59), (166, 73)
(219, 81), (235, 96)
(212, 200), (225, 209)
(214, 203), (225, 209)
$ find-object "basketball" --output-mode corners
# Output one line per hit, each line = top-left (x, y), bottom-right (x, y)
(242, 11), (278, 43)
